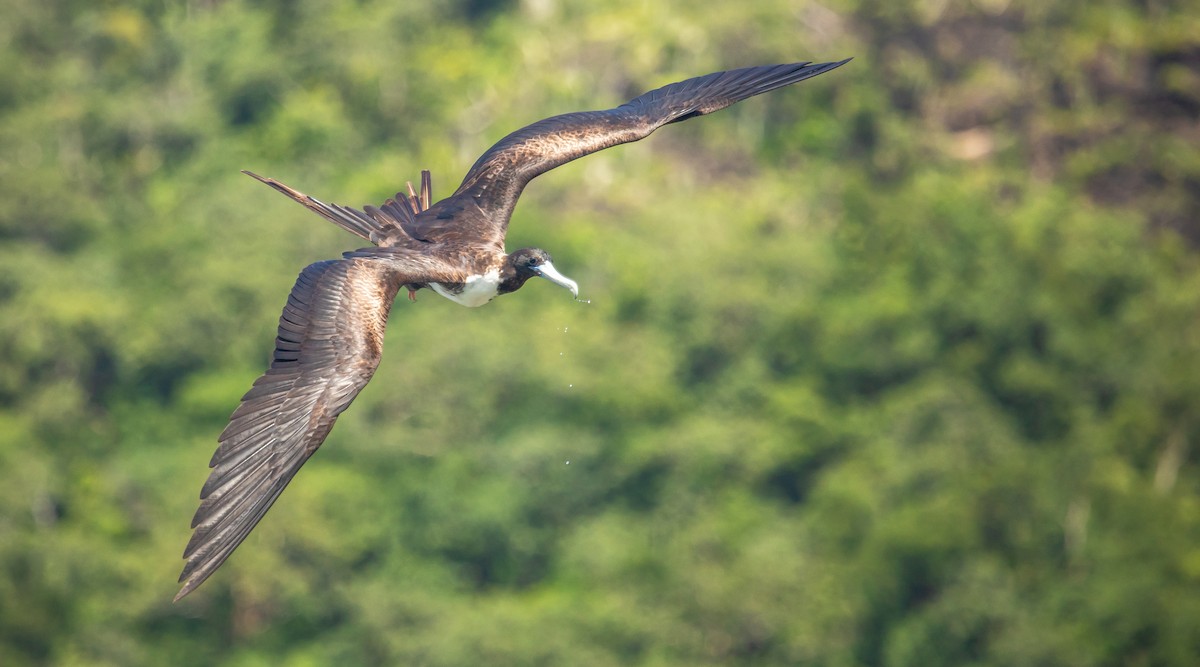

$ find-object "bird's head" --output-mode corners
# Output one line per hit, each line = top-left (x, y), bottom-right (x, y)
(502, 247), (579, 298)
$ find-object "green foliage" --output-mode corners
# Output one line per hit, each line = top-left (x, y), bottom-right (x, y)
(1, 0), (1197, 664)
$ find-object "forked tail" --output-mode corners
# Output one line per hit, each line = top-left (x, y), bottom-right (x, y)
(242, 170), (435, 245)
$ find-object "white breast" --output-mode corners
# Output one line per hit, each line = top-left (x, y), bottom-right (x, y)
(430, 268), (502, 308)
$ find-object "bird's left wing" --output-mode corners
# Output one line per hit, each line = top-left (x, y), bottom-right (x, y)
(440, 59), (850, 240)
(175, 250), (465, 601)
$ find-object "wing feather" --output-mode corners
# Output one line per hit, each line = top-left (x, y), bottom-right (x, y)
(175, 251), (466, 601)
(446, 59), (851, 234)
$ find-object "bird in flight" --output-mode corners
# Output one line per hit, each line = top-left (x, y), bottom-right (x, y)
(176, 59), (851, 601)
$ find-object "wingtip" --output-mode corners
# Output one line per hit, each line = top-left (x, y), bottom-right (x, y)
(812, 57), (853, 71)
(172, 580), (195, 603)
(796, 57), (853, 81)
(174, 563), (212, 602)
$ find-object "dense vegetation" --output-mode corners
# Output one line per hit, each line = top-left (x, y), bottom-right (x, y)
(2, 0), (1198, 664)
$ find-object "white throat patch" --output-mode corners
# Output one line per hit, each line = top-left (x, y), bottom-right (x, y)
(431, 267), (502, 308)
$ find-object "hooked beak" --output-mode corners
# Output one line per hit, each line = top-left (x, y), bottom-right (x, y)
(534, 261), (579, 299)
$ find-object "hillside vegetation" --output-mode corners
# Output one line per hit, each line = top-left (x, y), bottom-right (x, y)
(1, 0), (1197, 665)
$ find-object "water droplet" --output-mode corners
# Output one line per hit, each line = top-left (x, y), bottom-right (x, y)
(568, 384), (573, 388)
(565, 460), (571, 465)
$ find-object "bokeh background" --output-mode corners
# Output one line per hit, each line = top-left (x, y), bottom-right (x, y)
(3, 0), (1199, 664)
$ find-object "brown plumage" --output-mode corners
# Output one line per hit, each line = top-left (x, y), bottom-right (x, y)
(175, 59), (851, 601)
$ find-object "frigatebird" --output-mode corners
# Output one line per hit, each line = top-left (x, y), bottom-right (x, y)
(176, 59), (851, 601)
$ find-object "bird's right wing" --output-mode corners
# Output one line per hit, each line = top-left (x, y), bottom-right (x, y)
(175, 250), (466, 601)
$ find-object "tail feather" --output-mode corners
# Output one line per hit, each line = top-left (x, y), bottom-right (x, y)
(380, 170), (435, 227)
(242, 170), (435, 245)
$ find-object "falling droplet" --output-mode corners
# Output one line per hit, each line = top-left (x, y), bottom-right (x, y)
(568, 384), (573, 388)
(565, 460), (571, 465)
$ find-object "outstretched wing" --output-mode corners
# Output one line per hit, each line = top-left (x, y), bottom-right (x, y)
(175, 251), (466, 601)
(443, 59), (850, 238)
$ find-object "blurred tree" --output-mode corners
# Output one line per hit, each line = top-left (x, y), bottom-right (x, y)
(0, 0), (1196, 665)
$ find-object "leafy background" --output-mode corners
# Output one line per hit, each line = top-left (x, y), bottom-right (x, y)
(2, 0), (1198, 665)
